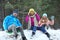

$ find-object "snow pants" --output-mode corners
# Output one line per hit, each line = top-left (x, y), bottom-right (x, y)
(31, 25), (50, 38)
(31, 25), (47, 33)
(8, 24), (25, 37)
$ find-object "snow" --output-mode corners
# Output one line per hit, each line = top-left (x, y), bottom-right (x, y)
(0, 28), (60, 40)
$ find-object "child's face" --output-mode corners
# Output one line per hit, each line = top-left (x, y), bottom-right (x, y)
(29, 11), (34, 16)
(13, 13), (18, 17)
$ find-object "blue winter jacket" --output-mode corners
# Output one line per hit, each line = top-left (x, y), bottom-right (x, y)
(3, 14), (22, 30)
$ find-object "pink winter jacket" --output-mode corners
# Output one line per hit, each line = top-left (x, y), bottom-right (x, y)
(25, 13), (40, 26)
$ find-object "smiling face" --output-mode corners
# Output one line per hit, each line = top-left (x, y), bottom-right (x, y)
(13, 13), (18, 17)
(29, 11), (35, 16)
(41, 16), (48, 23)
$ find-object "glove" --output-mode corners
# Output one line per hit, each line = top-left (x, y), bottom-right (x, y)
(5, 30), (8, 33)
(50, 16), (55, 20)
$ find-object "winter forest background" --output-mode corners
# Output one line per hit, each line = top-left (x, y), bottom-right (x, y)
(0, 0), (60, 30)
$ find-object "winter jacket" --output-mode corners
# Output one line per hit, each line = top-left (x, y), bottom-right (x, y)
(3, 14), (22, 30)
(25, 13), (40, 29)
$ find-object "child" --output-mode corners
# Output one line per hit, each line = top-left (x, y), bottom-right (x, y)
(3, 9), (27, 40)
(25, 8), (40, 36)
(38, 13), (54, 38)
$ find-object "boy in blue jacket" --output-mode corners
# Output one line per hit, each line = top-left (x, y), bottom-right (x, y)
(3, 9), (27, 40)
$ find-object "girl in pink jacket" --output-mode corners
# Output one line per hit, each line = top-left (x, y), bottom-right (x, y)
(38, 13), (54, 39)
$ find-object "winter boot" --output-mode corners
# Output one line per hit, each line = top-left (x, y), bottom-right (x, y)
(45, 32), (50, 38)
(15, 34), (18, 38)
(22, 36), (27, 40)
(32, 32), (35, 37)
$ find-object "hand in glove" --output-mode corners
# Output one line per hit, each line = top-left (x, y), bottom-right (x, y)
(5, 30), (8, 33)
(50, 16), (55, 20)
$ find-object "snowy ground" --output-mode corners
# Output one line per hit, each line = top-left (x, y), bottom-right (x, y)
(0, 28), (60, 40)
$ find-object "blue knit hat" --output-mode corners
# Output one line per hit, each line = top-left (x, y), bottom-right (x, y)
(13, 9), (19, 13)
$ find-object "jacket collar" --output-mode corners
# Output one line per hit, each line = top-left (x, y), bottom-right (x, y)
(10, 14), (16, 18)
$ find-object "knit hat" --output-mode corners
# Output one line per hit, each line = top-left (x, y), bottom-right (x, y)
(29, 8), (35, 13)
(13, 9), (19, 13)
(42, 13), (47, 17)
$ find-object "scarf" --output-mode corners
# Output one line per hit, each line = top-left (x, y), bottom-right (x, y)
(28, 14), (38, 29)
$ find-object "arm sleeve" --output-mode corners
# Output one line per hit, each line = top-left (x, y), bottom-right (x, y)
(3, 16), (9, 30)
(17, 19), (22, 27)
(25, 15), (29, 23)
(35, 13), (40, 22)
(49, 20), (54, 25)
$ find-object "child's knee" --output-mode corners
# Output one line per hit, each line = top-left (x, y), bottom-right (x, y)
(40, 27), (46, 33)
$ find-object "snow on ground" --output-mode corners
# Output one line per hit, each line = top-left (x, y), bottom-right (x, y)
(0, 28), (60, 40)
